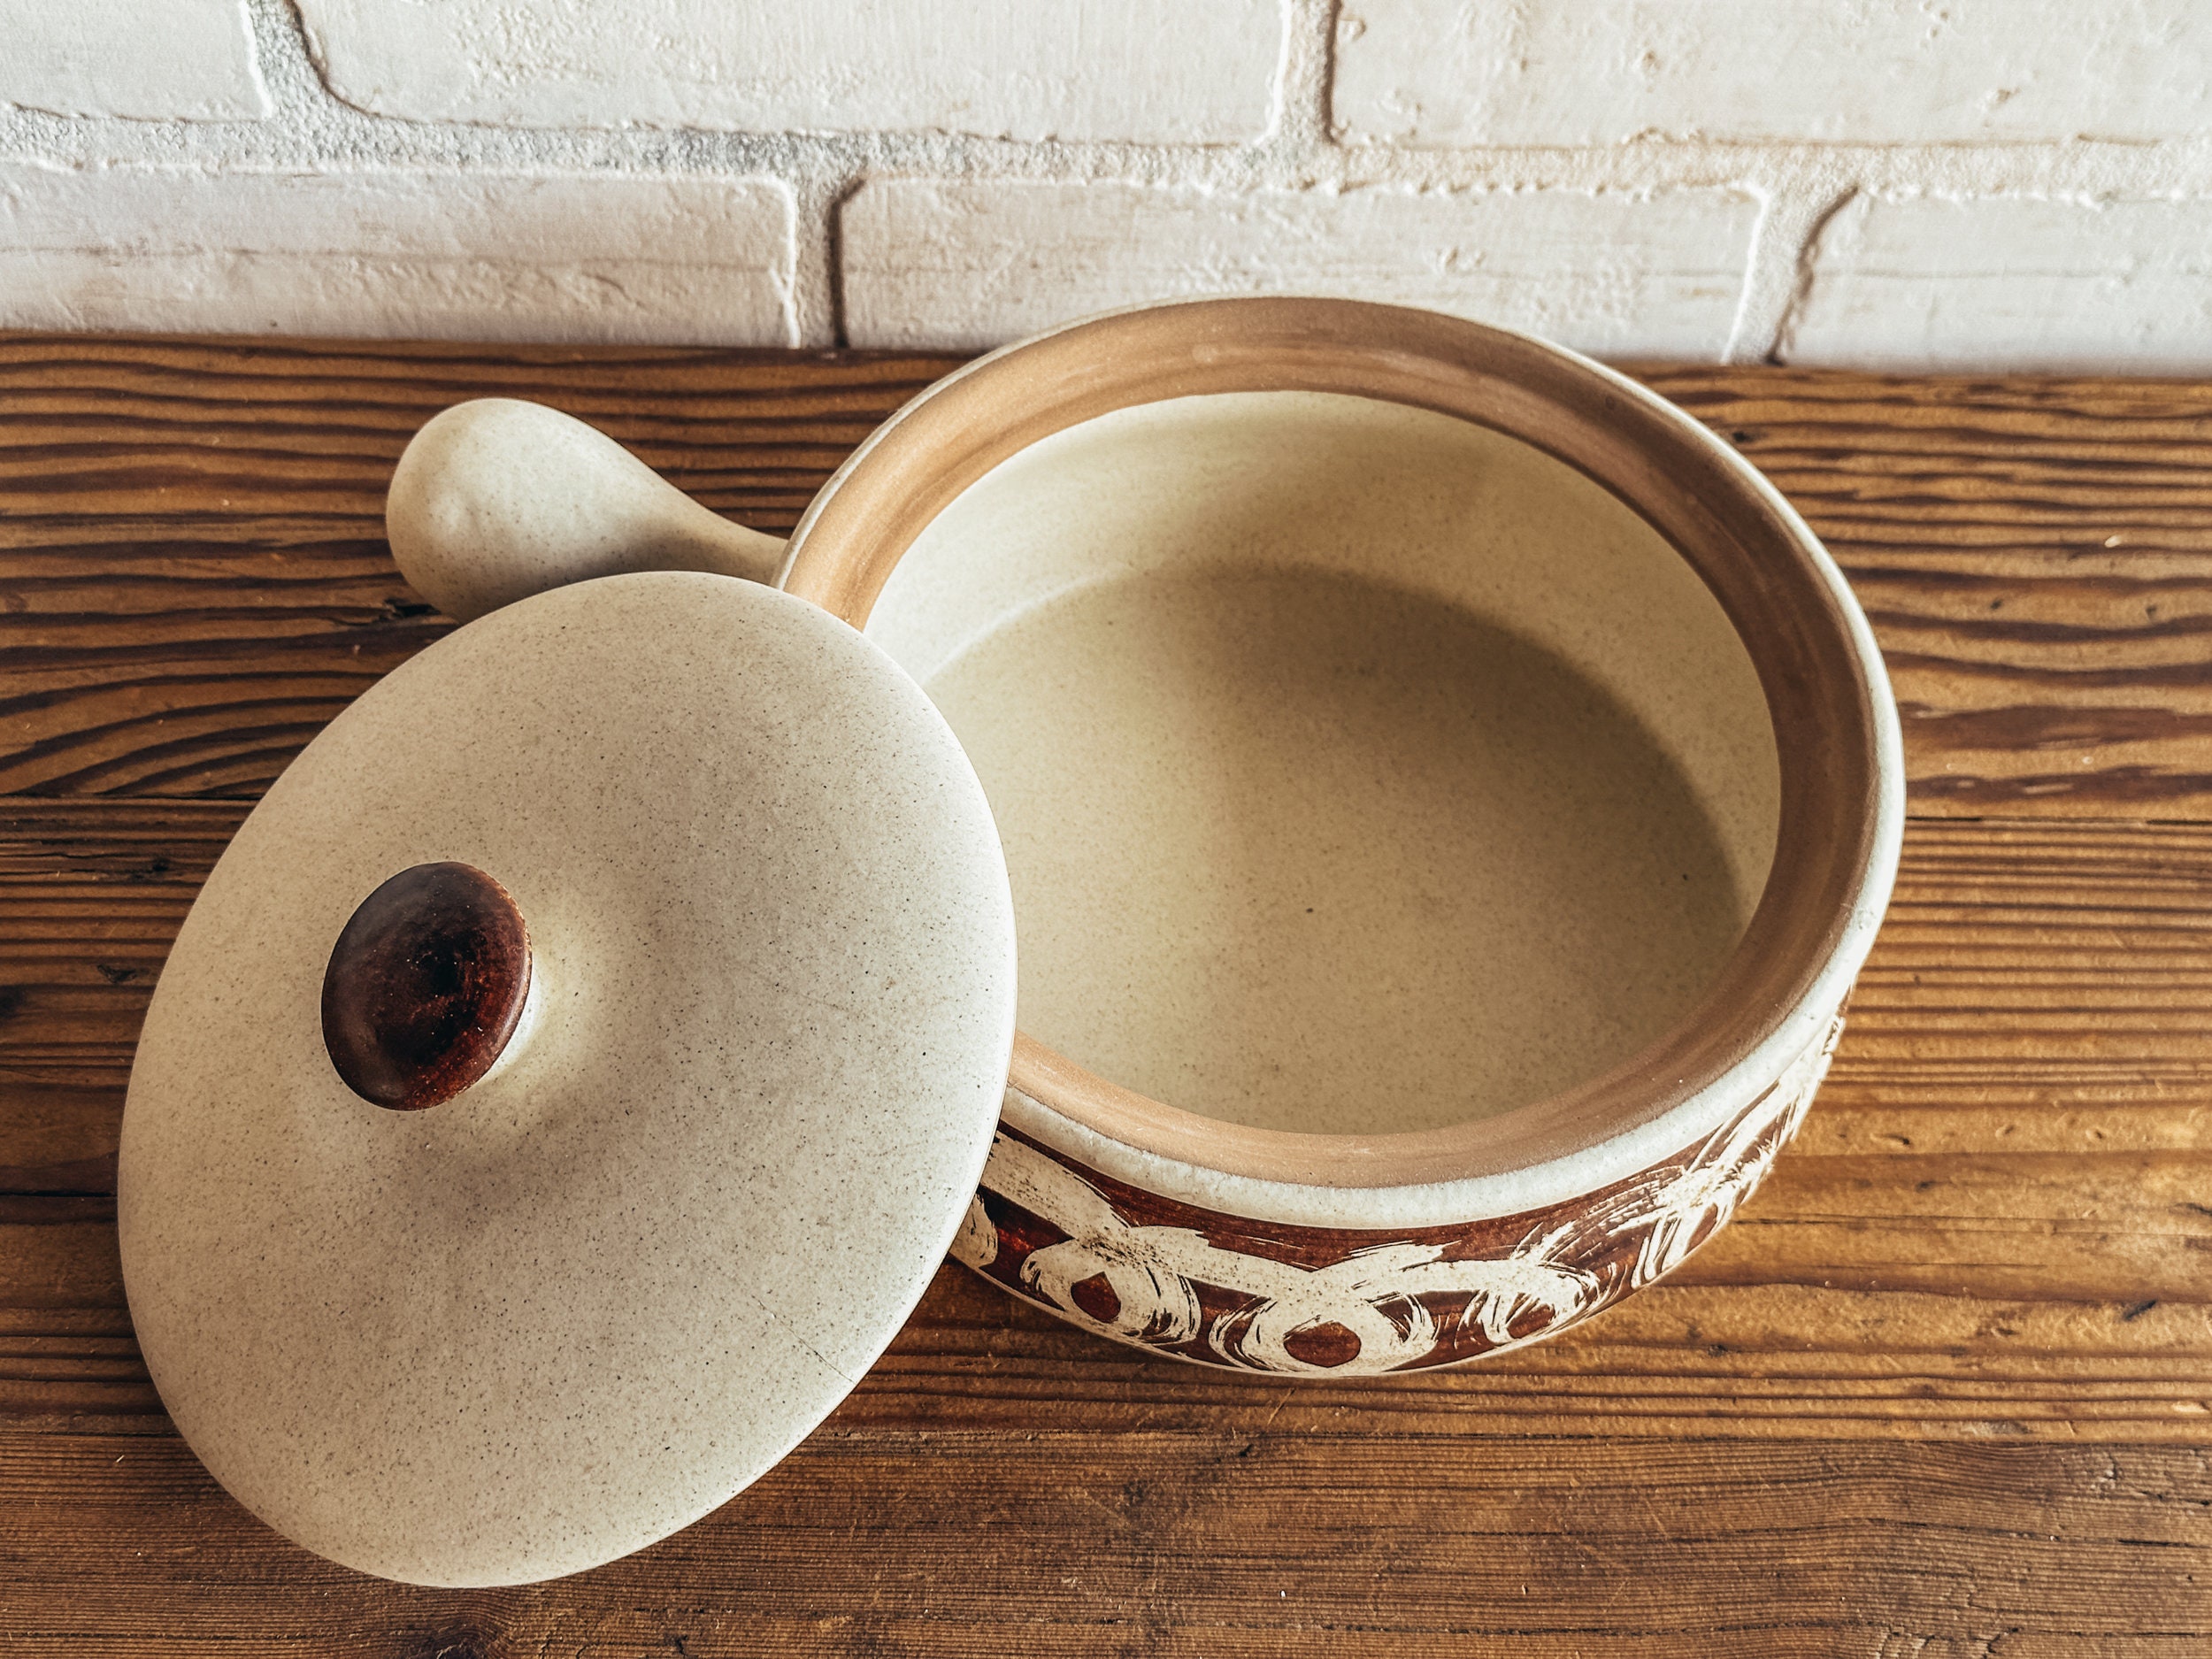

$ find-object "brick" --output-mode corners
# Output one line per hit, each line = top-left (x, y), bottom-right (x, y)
(295, 0), (1280, 142)
(1785, 196), (2212, 372)
(1, 0), (266, 120)
(0, 165), (795, 345)
(840, 181), (1757, 357)
(1334, 0), (2212, 147)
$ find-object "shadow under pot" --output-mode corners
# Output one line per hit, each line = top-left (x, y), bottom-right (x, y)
(115, 298), (1901, 1588)
(390, 297), (1904, 1376)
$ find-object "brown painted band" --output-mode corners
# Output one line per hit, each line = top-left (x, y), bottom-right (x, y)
(780, 297), (1887, 1194)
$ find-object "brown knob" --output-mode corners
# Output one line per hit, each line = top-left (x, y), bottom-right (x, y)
(320, 862), (532, 1110)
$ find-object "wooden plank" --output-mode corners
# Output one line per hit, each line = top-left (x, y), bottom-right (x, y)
(4, 337), (2212, 810)
(5, 803), (2208, 1442)
(0, 334), (957, 797)
(1646, 369), (2212, 814)
(0, 1429), (2206, 1655)
(6, 342), (2210, 1647)
(0, 799), (235, 1192)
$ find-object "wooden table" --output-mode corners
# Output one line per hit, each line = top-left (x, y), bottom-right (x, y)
(4, 336), (2208, 1655)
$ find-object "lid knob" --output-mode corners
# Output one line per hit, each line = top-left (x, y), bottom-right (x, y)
(319, 862), (533, 1110)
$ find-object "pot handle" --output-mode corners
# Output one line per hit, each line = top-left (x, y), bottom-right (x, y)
(387, 399), (787, 623)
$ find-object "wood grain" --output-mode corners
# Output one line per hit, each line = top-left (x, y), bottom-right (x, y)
(0, 334), (956, 796)
(5, 338), (2212, 810)
(6, 803), (2208, 1442)
(1646, 370), (2212, 814)
(2, 1429), (2207, 1656)
(6, 337), (2212, 1652)
(0, 799), (233, 1193)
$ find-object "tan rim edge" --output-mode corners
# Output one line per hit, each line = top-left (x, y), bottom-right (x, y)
(783, 297), (1894, 1193)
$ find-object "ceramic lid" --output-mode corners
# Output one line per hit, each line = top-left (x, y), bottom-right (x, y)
(116, 572), (1018, 1586)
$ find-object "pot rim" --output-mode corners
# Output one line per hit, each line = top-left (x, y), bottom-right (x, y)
(780, 296), (1904, 1221)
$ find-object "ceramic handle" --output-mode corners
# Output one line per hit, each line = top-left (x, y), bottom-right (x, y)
(386, 399), (788, 623)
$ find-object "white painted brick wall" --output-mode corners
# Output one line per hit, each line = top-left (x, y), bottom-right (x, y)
(1786, 196), (2212, 372)
(296, 0), (1282, 142)
(2, 0), (268, 121)
(1334, 0), (2212, 146)
(843, 182), (1758, 357)
(0, 164), (795, 342)
(0, 0), (2208, 366)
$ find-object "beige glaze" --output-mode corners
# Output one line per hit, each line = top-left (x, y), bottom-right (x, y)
(376, 296), (1902, 1360)
(385, 327), (1886, 1207)
(781, 305), (1896, 1212)
(871, 389), (1778, 1137)
(870, 394), (1778, 920)
(388, 397), (783, 620)
(926, 564), (1746, 1135)
(119, 573), (1018, 1586)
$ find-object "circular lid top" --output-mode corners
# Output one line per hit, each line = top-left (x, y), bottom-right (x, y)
(116, 572), (1017, 1586)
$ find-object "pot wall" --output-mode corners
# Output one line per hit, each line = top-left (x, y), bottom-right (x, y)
(768, 297), (1902, 1369)
(958, 1015), (1845, 1375)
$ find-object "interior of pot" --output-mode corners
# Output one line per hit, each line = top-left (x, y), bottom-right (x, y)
(863, 392), (1781, 1137)
(781, 298), (1888, 1190)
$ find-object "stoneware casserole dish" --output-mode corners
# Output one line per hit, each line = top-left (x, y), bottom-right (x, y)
(119, 296), (1903, 1586)
(388, 296), (1905, 1372)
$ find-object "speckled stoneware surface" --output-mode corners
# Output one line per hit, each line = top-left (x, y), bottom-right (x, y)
(377, 297), (1901, 1384)
(116, 572), (1018, 1586)
(388, 398), (783, 621)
